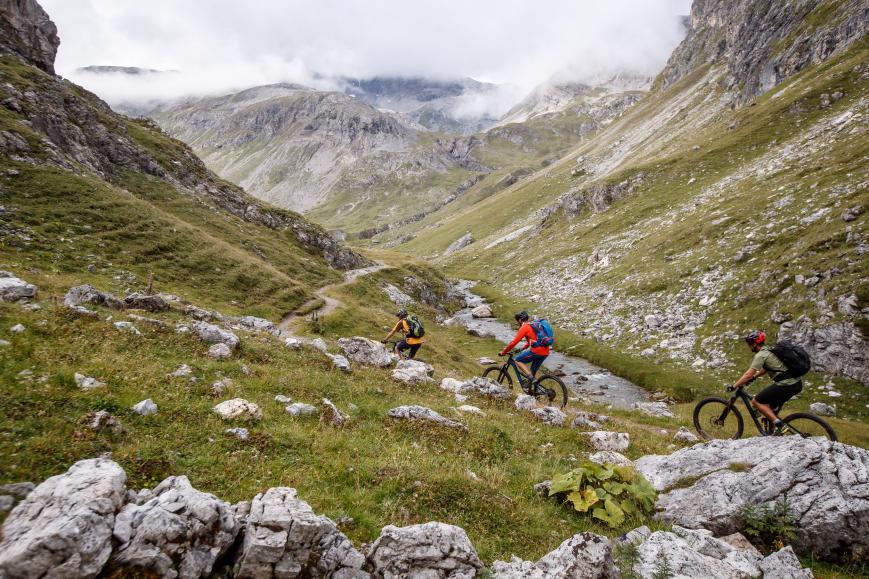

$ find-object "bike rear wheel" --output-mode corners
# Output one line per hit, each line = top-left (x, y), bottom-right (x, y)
(693, 397), (744, 440)
(781, 413), (838, 441)
(482, 366), (513, 390)
(534, 375), (568, 409)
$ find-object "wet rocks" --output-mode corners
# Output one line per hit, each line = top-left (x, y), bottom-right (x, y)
(634, 437), (869, 561)
(213, 398), (262, 421)
(0, 458), (126, 578)
(192, 321), (240, 351)
(388, 405), (466, 430)
(233, 487), (367, 578)
(132, 399), (157, 416)
(110, 475), (239, 578)
(367, 521), (483, 578)
(582, 431), (630, 452)
(470, 304), (493, 318)
(0, 271), (37, 302)
(338, 336), (395, 367)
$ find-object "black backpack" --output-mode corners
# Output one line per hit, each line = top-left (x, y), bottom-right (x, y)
(406, 315), (425, 338)
(770, 340), (811, 379)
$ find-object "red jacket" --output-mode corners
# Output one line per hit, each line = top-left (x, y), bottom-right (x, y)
(500, 322), (550, 356)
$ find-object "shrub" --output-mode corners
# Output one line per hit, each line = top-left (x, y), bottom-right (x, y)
(548, 461), (656, 527)
(741, 496), (796, 553)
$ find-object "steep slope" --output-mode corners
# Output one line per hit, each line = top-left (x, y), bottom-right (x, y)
(0, 2), (367, 320)
(403, 0), (869, 399)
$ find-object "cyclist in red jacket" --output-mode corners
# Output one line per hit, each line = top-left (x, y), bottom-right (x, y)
(499, 310), (550, 384)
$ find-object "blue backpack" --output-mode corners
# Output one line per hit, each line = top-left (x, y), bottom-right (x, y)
(530, 319), (555, 348)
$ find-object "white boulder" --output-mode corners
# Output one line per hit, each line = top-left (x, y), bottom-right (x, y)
(470, 304), (493, 318)
(286, 403), (317, 417)
(387, 405), (466, 430)
(132, 399), (157, 416)
(213, 398), (262, 421)
(74, 372), (106, 390)
(582, 431), (630, 452)
(208, 342), (232, 359)
(338, 336), (395, 367)
(529, 406), (567, 426)
(492, 532), (618, 578)
(392, 359), (434, 384)
(191, 320), (240, 350)
(0, 272), (37, 302)
(367, 521), (483, 578)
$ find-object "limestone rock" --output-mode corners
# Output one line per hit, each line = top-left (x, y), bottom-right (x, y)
(673, 426), (700, 443)
(392, 359), (434, 384)
(492, 532), (618, 578)
(529, 406), (567, 426)
(588, 451), (633, 467)
(236, 315), (279, 335)
(225, 427), (249, 440)
(124, 292), (169, 312)
(514, 394), (537, 411)
(809, 402), (836, 416)
(0, 271), (36, 302)
(208, 342), (232, 359)
(192, 321), (240, 350)
(310, 337), (329, 352)
(275, 394), (292, 404)
(387, 405), (466, 430)
(367, 521), (483, 578)
(0, 481), (35, 500)
(634, 401), (675, 418)
(284, 337), (303, 349)
(321, 398), (348, 427)
(10, 323), (24, 333)
(582, 431), (630, 452)
(338, 336), (395, 367)
(75, 372), (106, 390)
(286, 402), (317, 417)
(478, 356), (497, 365)
(779, 316), (868, 384)
(0, 458), (126, 578)
(169, 364), (193, 377)
(64, 284), (125, 315)
(466, 376), (511, 399)
(757, 545), (813, 579)
(439, 377), (466, 393)
(113, 321), (141, 335)
(110, 475), (239, 578)
(470, 304), (493, 318)
(634, 437), (869, 561)
(571, 412), (610, 430)
(443, 233), (474, 256)
(82, 410), (124, 434)
(454, 405), (485, 416)
(234, 487), (368, 579)
(328, 353), (352, 373)
(214, 398), (262, 421)
(132, 398), (158, 416)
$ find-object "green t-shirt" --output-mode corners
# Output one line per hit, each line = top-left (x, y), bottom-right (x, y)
(750, 347), (799, 385)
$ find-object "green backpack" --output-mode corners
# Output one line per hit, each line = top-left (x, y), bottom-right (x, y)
(406, 315), (425, 338)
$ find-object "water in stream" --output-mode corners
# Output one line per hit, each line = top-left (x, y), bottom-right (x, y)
(451, 280), (648, 409)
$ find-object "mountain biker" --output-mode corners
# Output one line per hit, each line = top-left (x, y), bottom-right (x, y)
(382, 309), (423, 359)
(498, 310), (550, 384)
(730, 330), (803, 433)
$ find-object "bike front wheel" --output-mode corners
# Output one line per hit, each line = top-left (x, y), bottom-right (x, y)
(534, 375), (568, 409)
(693, 397), (744, 440)
(781, 413), (838, 441)
(483, 366), (513, 390)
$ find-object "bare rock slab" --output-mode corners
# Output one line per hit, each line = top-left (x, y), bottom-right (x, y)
(492, 532), (618, 578)
(582, 431), (630, 452)
(338, 336), (395, 367)
(367, 521), (483, 578)
(0, 458), (126, 579)
(388, 405), (466, 430)
(214, 398), (262, 421)
(392, 359), (434, 385)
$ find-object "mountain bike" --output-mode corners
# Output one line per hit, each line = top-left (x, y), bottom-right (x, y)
(482, 351), (568, 408)
(693, 378), (837, 441)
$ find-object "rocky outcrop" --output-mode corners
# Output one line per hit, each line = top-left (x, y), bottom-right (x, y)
(392, 359), (434, 384)
(109, 476), (239, 578)
(192, 321), (240, 350)
(0, 0), (59, 74)
(0, 458), (126, 578)
(387, 405), (467, 430)
(492, 532), (618, 578)
(233, 487), (367, 578)
(635, 437), (869, 561)
(366, 522), (483, 578)
(659, 0), (868, 104)
(779, 316), (868, 384)
(123, 292), (170, 312)
(338, 336), (395, 367)
(0, 271), (36, 301)
(443, 233), (474, 256)
(64, 284), (126, 314)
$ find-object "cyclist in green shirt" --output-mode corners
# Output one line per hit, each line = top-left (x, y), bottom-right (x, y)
(731, 330), (802, 433)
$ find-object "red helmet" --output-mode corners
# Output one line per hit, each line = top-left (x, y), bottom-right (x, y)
(744, 330), (765, 346)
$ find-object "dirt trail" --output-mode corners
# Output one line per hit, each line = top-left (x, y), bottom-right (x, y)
(278, 263), (390, 335)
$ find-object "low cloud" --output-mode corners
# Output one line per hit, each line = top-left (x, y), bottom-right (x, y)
(43, 0), (691, 108)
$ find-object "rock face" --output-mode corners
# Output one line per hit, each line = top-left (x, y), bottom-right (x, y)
(214, 398), (263, 421)
(780, 317), (869, 384)
(491, 532), (618, 578)
(387, 405), (466, 430)
(338, 336), (395, 367)
(392, 359), (434, 384)
(0, 271), (37, 301)
(443, 233), (474, 256)
(582, 431), (630, 452)
(192, 321), (240, 350)
(0, 0), (59, 74)
(234, 487), (368, 578)
(64, 284), (125, 314)
(0, 458), (126, 578)
(110, 475), (239, 578)
(367, 521), (483, 578)
(659, 0), (868, 105)
(635, 437), (869, 561)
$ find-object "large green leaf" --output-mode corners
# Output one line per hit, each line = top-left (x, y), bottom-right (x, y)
(603, 481), (625, 495)
(567, 487), (600, 513)
(549, 469), (584, 496)
(586, 461), (615, 481)
(613, 465), (636, 483)
(593, 499), (626, 528)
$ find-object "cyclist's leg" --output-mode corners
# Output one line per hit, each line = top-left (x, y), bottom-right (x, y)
(395, 339), (410, 358)
(513, 350), (535, 382)
(407, 344), (421, 359)
(529, 354), (546, 378)
(753, 381), (802, 422)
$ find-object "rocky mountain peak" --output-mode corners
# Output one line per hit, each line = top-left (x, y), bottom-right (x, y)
(0, 0), (59, 74)
(659, 0), (867, 104)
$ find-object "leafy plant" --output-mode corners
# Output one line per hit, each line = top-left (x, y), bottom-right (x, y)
(548, 461), (657, 528)
(741, 496), (797, 553)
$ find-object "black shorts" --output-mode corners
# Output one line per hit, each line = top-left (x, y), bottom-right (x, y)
(754, 381), (802, 409)
(396, 340), (421, 359)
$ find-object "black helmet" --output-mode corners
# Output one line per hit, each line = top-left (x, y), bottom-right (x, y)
(396, 309), (408, 318)
(514, 310), (529, 322)
(744, 330), (765, 346)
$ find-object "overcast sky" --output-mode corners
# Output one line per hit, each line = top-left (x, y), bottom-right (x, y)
(42, 0), (692, 107)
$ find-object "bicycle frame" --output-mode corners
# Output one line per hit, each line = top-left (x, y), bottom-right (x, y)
(724, 388), (818, 438)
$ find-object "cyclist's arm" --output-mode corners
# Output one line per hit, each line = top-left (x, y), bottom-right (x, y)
(499, 326), (529, 356)
(383, 320), (402, 341)
(733, 367), (759, 389)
